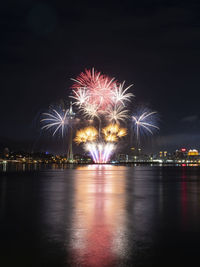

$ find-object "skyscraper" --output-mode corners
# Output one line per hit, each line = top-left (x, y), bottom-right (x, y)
(67, 102), (75, 162)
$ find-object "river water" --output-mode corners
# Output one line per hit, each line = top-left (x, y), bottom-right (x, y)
(1, 164), (200, 266)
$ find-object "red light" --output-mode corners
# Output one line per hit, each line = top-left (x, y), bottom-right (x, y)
(181, 148), (186, 152)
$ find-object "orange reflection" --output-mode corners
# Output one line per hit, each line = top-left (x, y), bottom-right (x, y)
(70, 165), (128, 266)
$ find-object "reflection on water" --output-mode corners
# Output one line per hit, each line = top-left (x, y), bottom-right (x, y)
(0, 162), (76, 172)
(1, 165), (200, 266)
(69, 165), (128, 266)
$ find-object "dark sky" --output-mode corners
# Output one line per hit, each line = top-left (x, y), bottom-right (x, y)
(1, 0), (200, 153)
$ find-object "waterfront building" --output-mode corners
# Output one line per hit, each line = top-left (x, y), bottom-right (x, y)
(117, 154), (129, 162)
(3, 147), (9, 158)
(188, 149), (198, 156)
(174, 148), (188, 160)
(67, 102), (76, 163)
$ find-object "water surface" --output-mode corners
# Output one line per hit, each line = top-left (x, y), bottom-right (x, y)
(1, 164), (200, 266)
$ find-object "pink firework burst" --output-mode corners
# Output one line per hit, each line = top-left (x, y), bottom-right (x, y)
(71, 68), (117, 110)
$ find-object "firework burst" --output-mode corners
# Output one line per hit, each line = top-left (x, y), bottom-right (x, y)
(71, 68), (116, 110)
(106, 105), (129, 124)
(131, 108), (159, 139)
(70, 88), (89, 107)
(102, 124), (127, 142)
(117, 128), (127, 138)
(41, 108), (69, 137)
(74, 126), (98, 144)
(80, 103), (99, 120)
(112, 82), (134, 105)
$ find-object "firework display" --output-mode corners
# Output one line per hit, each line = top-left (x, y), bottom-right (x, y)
(41, 68), (159, 163)
(71, 68), (133, 163)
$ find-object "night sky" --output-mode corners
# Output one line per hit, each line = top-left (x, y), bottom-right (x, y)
(1, 0), (200, 153)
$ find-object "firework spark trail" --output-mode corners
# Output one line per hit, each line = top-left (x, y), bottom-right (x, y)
(92, 144), (99, 163)
(102, 144), (109, 163)
(71, 68), (117, 110)
(102, 143), (114, 163)
(117, 128), (127, 137)
(41, 108), (69, 136)
(98, 144), (103, 163)
(132, 110), (159, 140)
(80, 103), (99, 120)
(86, 144), (96, 163)
(112, 82), (134, 105)
(106, 105), (129, 124)
(102, 124), (127, 142)
(85, 142), (115, 163)
(70, 88), (89, 107)
(104, 134), (118, 142)
(106, 144), (114, 162)
(105, 144), (113, 162)
(74, 127), (98, 144)
(85, 143), (97, 163)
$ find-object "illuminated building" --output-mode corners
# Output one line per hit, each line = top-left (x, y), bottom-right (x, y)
(188, 149), (199, 156)
(159, 151), (167, 158)
(73, 154), (92, 164)
(3, 147), (9, 158)
(117, 154), (129, 162)
(67, 102), (76, 162)
(175, 148), (187, 160)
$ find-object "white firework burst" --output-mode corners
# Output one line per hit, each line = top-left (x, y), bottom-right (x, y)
(80, 103), (99, 120)
(70, 88), (89, 107)
(41, 108), (69, 136)
(107, 105), (129, 123)
(112, 81), (134, 105)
